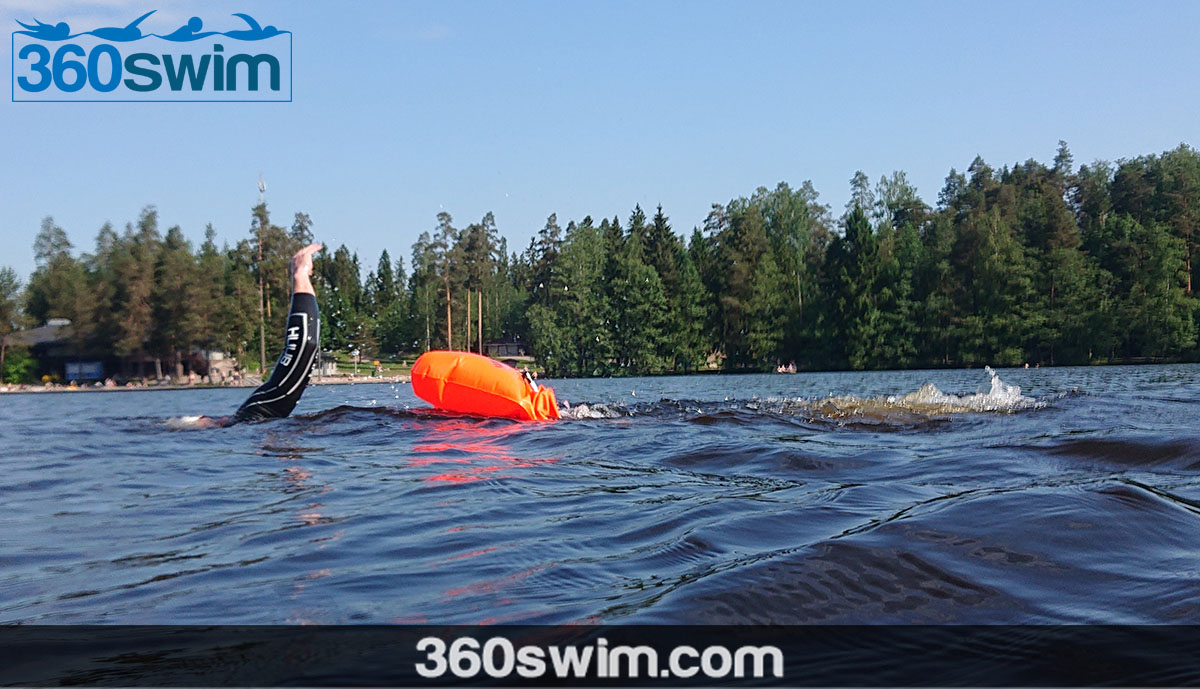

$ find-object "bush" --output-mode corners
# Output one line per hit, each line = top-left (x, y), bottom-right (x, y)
(2, 345), (36, 384)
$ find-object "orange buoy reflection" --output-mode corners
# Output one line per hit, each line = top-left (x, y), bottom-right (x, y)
(406, 415), (558, 483)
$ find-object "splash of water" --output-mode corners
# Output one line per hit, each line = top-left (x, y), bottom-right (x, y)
(881, 366), (1038, 413)
(165, 415), (210, 429)
(561, 403), (630, 420)
(561, 367), (1042, 423)
(806, 366), (1039, 419)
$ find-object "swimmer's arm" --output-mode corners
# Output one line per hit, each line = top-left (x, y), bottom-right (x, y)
(292, 246), (316, 296)
(232, 243), (323, 423)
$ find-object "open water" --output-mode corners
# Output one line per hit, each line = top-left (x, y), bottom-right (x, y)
(2, 365), (1199, 624)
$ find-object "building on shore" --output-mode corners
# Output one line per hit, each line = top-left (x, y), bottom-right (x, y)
(483, 338), (528, 359)
(3, 319), (240, 384)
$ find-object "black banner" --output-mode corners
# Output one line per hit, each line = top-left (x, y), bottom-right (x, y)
(2, 626), (1200, 686)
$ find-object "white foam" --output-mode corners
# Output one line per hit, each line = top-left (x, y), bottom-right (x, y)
(882, 366), (1038, 412)
(766, 366), (1042, 421)
(560, 403), (625, 420)
(558, 367), (1042, 422)
(166, 415), (208, 429)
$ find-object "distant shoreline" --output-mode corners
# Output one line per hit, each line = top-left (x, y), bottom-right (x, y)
(4, 359), (1197, 396)
(0, 376), (410, 395)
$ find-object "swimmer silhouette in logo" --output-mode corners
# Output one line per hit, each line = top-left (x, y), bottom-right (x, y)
(224, 13), (287, 40)
(17, 12), (289, 44)
(15, 19), (73, 41)
(85, 10), (156, 41)
(158, 17), (218, 42)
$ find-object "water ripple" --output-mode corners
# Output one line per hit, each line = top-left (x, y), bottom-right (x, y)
(3, 364), (1199, 623)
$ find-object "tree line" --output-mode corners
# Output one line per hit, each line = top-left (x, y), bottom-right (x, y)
(2, 142), (1199, 382)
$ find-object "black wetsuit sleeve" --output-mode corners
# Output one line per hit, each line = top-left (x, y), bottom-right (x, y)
(235, 292), (320, 422)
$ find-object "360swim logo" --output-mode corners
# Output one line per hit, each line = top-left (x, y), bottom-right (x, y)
(11, 11), (291, 102)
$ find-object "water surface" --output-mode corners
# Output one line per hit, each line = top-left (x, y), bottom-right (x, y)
(2, 365), (1198, 624)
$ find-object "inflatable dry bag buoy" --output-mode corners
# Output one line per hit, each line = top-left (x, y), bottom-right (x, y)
(411, 351), (560, 421)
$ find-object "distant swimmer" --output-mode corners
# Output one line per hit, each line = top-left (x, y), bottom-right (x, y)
(159, 17), (218, 42)
(224, 13), (286, 40)
(190, 243), (322, 428)
(86, 10), (156, 41)
(15, 19), (73, 41)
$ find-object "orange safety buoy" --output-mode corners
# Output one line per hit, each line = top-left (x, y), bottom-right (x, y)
(411, 351), (560, 421)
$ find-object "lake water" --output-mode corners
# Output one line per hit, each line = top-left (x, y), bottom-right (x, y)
(2, 365), (1199, 624)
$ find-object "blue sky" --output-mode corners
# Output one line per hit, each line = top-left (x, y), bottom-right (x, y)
(2, 0), (1198, 282)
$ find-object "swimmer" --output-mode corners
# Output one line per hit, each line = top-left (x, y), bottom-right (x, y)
(159, 17), (218, 42)
(192, 242), (322, 428)
(86, 10), (156, 42)
(225, 13), (286, 40)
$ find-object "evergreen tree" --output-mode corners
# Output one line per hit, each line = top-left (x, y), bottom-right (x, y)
(526, 303), (566, 375)
(848, 170), (875, 215)
(671, 250), (710, 371)
(431, 212), (460, 349)
(1053, 140), (1074, 182)
(529, 213), (563, 309)
(1009, 157), (1093, 363)
(110, 209), (161, 374)
(688, 223), (722, 357)
(315, 245), (367, 352)
(1110, 156), (1156, 226)
(0, 267), (23, 383)
(370, 248), (411, 355)
(711, 200), (784, 368)
(956, 206), (1037, 366)
(823, 204), (881, 369)
(249, 203), (297, 363)
(645, 204), (680, 295)
(1074, 160), (1113, 242)
(454, 212), (501, 352)
(915, 211), (960, 366)
(14, 142), (1200, 378)
(745, 250), (786, 364)
(152, 226), (202, 377)
(643, 205), (693, 368)
(85, 222), (122, 356)
(867, 172), (927, 367)
(608, 230), (668, 373)
(408, 232), (441, 351)
(1097, 214), (1197, 357)
(290, 212), (314, 245)
(553, 217), (611, 376)
(373, 249), (398, 308)
(493, 238), (529, 346)
(194, 226), (229, 374)
(757, 181), (832, 364)
(1156, 145), (1200, 294)
(225, 238), (262, 369)
(873, 219), (921, 368)
(627, 205), (649, 249)
(25, 216), (88, 330)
